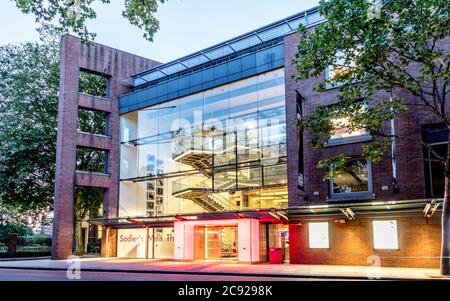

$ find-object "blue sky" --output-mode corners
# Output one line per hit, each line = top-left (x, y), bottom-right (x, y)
(0, 0), (319, 63)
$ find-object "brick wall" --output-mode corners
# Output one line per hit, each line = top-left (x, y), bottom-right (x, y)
(52, 35), (159, 259)
(289, 216), (442, 268)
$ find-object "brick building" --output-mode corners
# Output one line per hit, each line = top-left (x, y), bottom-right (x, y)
(52, 6), (446, 268)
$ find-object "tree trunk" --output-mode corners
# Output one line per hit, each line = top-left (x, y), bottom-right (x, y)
(74, 220), (85, 256)
(441, 136), (450, 275)
(74, 203), (86, 257)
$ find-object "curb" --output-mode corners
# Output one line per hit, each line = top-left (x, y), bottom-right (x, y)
(0, 257), (51, 262)
(0, 265), (446, 281)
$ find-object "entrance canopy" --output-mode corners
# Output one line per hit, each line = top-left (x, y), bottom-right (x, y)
(288, 198), (442, 221)
(87, 198), (441, 228)
(87, 208), (288, 228)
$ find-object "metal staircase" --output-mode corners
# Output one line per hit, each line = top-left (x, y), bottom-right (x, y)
(173, 188), (225, 212)
(172, 150), (213, 177)
(171, 132), (250, 212)
(172, 177), (238, 212)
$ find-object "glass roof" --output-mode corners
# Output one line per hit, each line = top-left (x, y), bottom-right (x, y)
(131, 6), (324, 87)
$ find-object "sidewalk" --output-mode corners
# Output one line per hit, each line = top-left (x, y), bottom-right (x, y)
(0, 257), (447, 280)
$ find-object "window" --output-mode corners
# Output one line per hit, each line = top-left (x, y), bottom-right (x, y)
(308, 222), (329, 249)
(372, 220), (399, 250)
(326, 101), (370, 145)
(422, 124), (448, 198)
(78, 108), (109, 136)
(119, 69), (288, 217)
(424, 143), (446, 197)
(330, 159), (372, 198)
(326, 50), (351, 82)
(76, 147), (108, 174)
(79, 71), (109, 98)
(325, 48), (360, 89)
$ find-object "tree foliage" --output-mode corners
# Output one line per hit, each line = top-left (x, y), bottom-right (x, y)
(0, 204), (33, 243)
(13, 0), (166, 41)
(0, 37), (104, 255)
(295, 0), (449, 176)
(74, 186), (103, 256)
(0, 39), (59, 216)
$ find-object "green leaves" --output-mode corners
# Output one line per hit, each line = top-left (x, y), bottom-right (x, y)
(295, 0), (449, 171)
(13, 0), (165, 42)
(123, 0), (166, 42)
(0, 37), (108, 220)
(0, 40), (59, 215)
(317, 154), (351, 181)
(362, 138), (391, 164)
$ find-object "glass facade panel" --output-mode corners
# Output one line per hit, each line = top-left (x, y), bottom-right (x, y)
(119, 68), (287, 217)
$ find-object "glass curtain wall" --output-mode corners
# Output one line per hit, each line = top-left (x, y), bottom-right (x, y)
(119, 68), (287, 217)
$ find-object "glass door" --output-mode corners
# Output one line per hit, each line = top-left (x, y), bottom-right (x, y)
(193, 225), (238, 261)
(219, 226), (238, 260)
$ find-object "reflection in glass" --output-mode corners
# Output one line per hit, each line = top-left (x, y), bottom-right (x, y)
(332, 159), (370, 194)
(119, 69), (288, 217)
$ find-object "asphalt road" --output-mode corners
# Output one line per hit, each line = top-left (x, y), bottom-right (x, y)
(0, 268), (337, 281)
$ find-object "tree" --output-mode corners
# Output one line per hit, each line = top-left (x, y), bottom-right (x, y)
(0, 39), (59, 218)
(0, 204), (33, 243)
(0, 37), (104, 256)
(74, 187), (103, 256)
(13, 0), (166, 41)
(294, 0), (449, 274)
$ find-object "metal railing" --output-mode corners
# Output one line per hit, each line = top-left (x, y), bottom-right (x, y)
(172, 175), (211, 195)
(16, 236), (52, 253)
(172, 176), (238, 211)
(208, 192), (238, 211)
(172, 133), (215, 159)
(1, 234), (52, 257)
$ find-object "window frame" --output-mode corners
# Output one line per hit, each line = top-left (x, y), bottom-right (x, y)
(424, 141), (447, 198)
(324, 100), (371, 147)
(324, 46), (362, 90)
(308, 221), (330, 249)
(329, 158), (373, 200)
(372, 220), (400, 251)
(324, 65), (345, 90)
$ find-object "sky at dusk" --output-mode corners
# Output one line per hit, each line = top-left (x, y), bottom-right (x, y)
(0, 0), (319, 63)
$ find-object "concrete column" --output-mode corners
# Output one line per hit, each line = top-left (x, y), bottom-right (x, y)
(238, 219), (260, 264)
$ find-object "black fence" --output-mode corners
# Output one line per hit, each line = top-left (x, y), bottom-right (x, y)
(0, 234), (52, 258)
